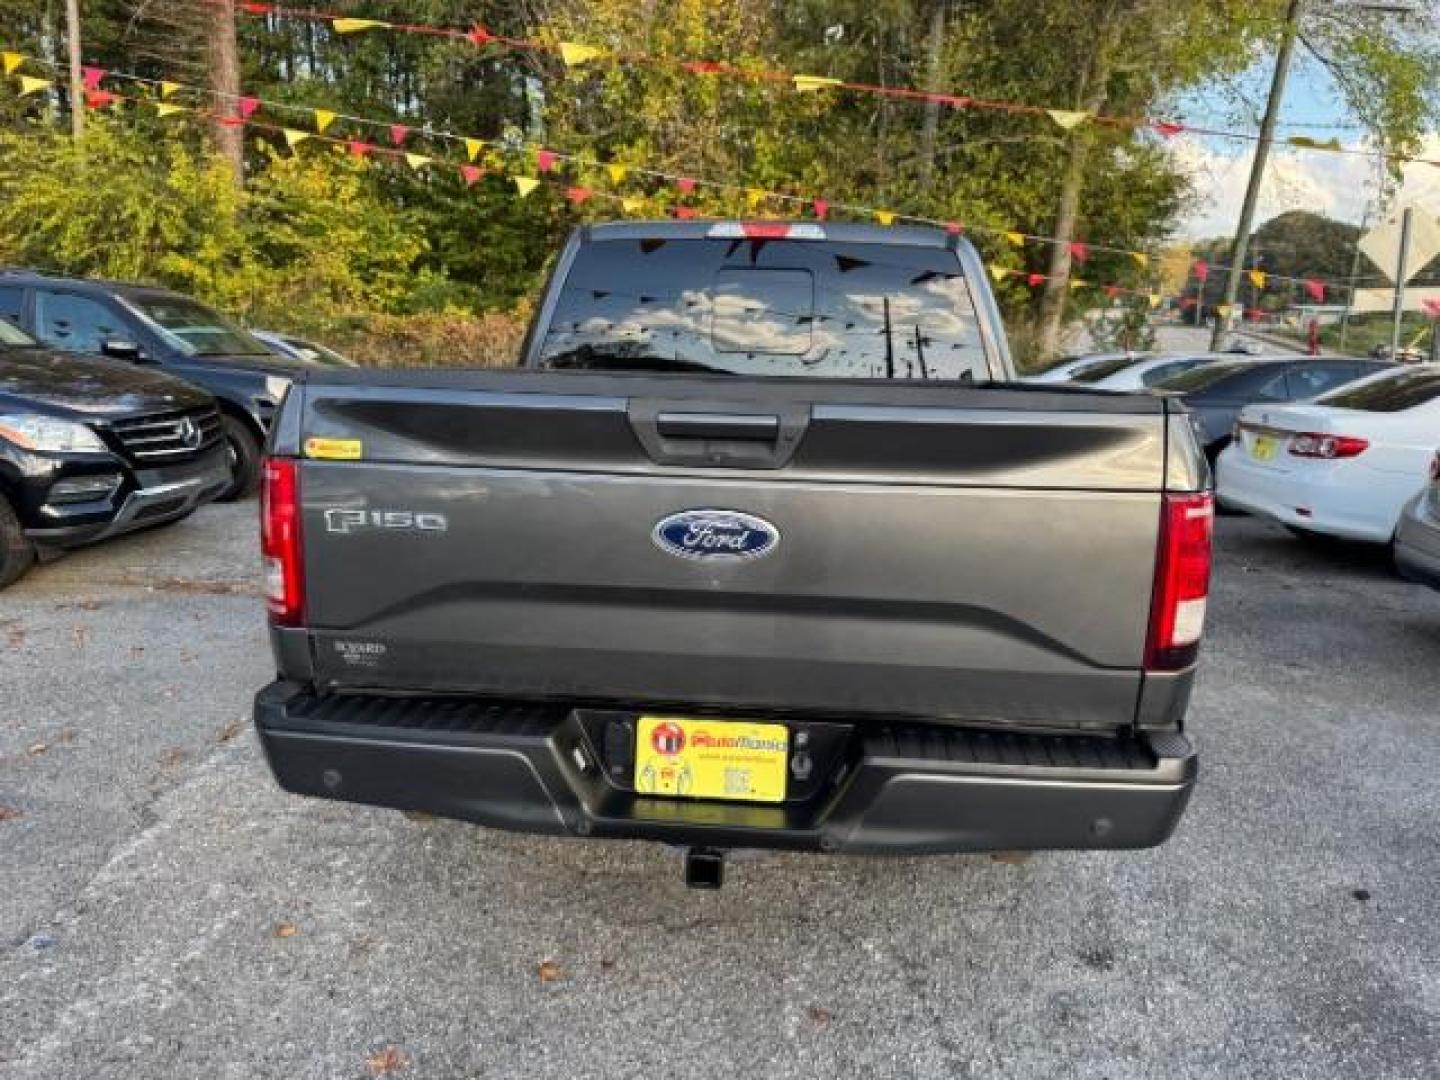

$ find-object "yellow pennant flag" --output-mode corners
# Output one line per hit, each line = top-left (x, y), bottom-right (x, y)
(155, 102), (185, 118)
(988, 265), (1012, 284)
(159, 80), (181, 98)
(2, 52), (23, 75)
(1216, 303), (1234, 320)
(1148, 293), (1163, 309)
(513, 175), (541, 197)
(745, 188), (766, 209)
(621, 195), (646, 215)
(1130, 251), (1149, 268)
(793, 74), (843, 92)
(405, 153), (432, 171)
(282, 128), (311, 150)
(333, 18), (390, 34)
(607, 163), (629, 184)
(1248, 269), (1267, 289)
(18, 75), (50, 96)
(313, 109), (336, 134)
(875, 210), (897, 227)
(1004, 231), (1025, 247)
(1069, 279), (1088, 290)
(1046, 109), (1090, 130)
(464, 138), (484, 162)
(559, 42), (603, 67)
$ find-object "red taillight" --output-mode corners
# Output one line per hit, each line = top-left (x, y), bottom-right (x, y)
(260, 456), (304, 625)
(1288, 432), (1369, 459)
(1145, 492), (1214, 671)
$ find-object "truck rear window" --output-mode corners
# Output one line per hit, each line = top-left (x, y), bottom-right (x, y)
(537, 238), (991, 381)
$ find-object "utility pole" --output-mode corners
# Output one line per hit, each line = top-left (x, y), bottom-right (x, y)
(1337, 203), (1371, 354)
(1210, 0), (1302, 351)
(1389, 206), (1414, 357)
(64, 0), (83, 139)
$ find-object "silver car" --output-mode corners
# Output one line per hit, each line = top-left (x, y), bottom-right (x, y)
(1395, 450), (1440, 591)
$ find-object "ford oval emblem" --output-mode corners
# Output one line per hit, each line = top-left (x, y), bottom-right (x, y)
(652, 509), (780, 562)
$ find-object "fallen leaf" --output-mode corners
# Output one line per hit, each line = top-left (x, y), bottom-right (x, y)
(273, 921), (299, 939)
(990, 850), (1031, 865)
(27, 743), (47, 756)
(537, 959), (564, 983)
(72, 625), (89, 648)
(0, 806), (22, 823)
(806, 1005), (832, 1025)
(366, 1045), (407, 1076)
(5, 623), (26, 648)
(599, 958), (616, 971)
(217, 718), (245, 743)
(158, 747), (187, 768)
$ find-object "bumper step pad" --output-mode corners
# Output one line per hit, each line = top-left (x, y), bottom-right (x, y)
(256, 682), (1195, 855)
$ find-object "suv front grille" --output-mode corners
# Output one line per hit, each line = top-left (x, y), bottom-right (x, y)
(108, 406), (224, 462)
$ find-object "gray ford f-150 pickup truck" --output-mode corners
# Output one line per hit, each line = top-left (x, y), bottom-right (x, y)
(254, 221), (1212, 887)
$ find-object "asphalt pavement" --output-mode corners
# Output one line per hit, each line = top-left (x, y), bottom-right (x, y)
(2, 501), (1438, 1079)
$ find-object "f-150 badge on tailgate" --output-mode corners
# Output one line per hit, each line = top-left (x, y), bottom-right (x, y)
(652, 509), (779, 562)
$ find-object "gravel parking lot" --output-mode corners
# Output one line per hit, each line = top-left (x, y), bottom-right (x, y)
(2, 501), (1437, 1079)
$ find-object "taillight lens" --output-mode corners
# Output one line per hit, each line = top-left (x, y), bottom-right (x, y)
(1288, 432), (1369, 459)
(260, 456), (304, 625)
(1145, 492), (1214, 671)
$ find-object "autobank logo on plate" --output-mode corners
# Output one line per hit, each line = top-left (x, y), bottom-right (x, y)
(652, 509), (780, 563)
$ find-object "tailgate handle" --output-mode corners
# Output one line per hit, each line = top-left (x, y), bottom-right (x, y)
(655, 412), (780, 442)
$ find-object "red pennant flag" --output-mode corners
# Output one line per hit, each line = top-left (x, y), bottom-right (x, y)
(347, 140), (374, 158)
(240, 2), (273, 14)
(682, 60), (729, 75)
(1421, 298), (1440, 318)
(675, 177), (696, 194)
(812, 199), (829, 221)
(674, 206), (697, 220)
(1303, 279), (1325, 303)
(1069, 241), (1089, 263)
(945, 222), (963, 236)
(536, 149), (558, 173)
(565, 186), (592, 205)
(460, 165), (484, 187)
(217, 116), (245, 128)
(467, 25), (492, 47)
(1105, 285), (1122, 299)
(1193, 259), (1209, 282)
(1027, 273), (1046, 287)
(238, 96), (260, 119)
(84, 89), (115, 108)
(389, 124), (409, 147)
(81, 66), (105, 90)
(1153, 121), (1185, 139)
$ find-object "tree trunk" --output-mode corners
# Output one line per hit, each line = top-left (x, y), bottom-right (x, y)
(208, 0), (244, 188)
(1033, 3), (1121, 361)
(919, 1), (947, 178)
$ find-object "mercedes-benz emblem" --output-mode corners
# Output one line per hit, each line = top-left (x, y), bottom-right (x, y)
(177, 417), (201, 449)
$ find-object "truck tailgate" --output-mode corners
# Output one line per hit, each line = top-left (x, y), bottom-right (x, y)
(288, 372), (1169, 730)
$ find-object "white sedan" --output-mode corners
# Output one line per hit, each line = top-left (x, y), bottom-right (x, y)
(1216, 365), (1440, 543)
(1070, 354), (1229, 391)
(1019, 352), (1149, 384)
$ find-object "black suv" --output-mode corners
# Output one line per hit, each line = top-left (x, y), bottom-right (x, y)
(0, 270), (312, 499)
(0, 318), (230, 588)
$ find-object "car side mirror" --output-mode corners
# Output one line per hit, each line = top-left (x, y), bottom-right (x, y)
(101, 338), (146, 361)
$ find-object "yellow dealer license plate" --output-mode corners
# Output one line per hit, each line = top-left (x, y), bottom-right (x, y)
(1253, 434), (1277, 461)
(634, 717), (789, 804)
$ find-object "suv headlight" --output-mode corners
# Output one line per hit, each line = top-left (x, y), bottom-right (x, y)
(0, 414), (108, 453)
